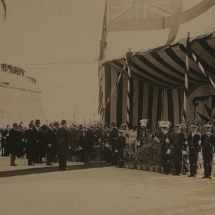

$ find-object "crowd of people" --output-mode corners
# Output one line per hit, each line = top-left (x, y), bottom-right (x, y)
(1, 63), (36, 83)
(0, 119), (214, 178)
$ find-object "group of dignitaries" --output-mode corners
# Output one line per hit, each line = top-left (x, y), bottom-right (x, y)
(1, 118), (215, 178)
(0, 120), (69, 170)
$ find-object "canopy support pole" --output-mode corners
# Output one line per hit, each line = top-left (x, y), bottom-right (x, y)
(126, 51), (132, 137)
(183, 33), (190, 123)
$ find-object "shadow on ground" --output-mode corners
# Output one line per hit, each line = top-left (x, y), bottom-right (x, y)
(0, 163), (110, 178)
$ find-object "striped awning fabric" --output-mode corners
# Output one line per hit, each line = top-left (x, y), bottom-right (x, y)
(105, 33), (215, 89)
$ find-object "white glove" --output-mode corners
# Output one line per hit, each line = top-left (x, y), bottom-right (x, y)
(166, 139), (170, 144)
(185, 141), (188, 145)
(166, 149), (170, 154)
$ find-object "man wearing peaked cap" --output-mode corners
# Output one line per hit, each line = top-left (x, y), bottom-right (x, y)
(200, 124), (215, 179)
(172, 124), (185, 176)
(160, 121), (172, 174)
(138, 119), (148, 147)
(186, 125), (201, 177)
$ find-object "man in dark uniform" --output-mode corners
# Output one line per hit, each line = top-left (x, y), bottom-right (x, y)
(52, 122), (60, 162)
(138, 119), (149, 147)
(117, 130), (126, 167)
(109, 122), (118, 166)
(25, 123), (37, 166)
(56, 120), (70, 170)
(186, 125), (201, 177)
(84, 125), (94, 165)
(2, 125), (11, 156)
(201, 125), (215, 179)
(34, 120), (43, 163)
(159, 121), (172, 174)
(9, 123), (20, 166)
(102, 124), (111, 163)
(46, 123), (56, 165)
(79, 129), (86, 162)
(172, 124), (185, 176)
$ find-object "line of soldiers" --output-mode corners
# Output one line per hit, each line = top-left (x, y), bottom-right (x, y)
(138, 120), (215, 179)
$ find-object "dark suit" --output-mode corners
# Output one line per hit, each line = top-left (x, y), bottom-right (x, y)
(160, 131), (172, 174)
(34, 127), (45, 163)
(172, 132), (185, 175)
(2, 129), (10, 156)
(25, 128), (37, 165)
(56, 127), (70, 170)
(117, 135), (126, 167)
(46, 128), (56, 165)
(84, 128), (94, 164)
(109, 127), (118, 165)
(79, 134), (85, 162)
(9, 128), (20, 165)
(187, 133), (200, 176)
(201, 133), (215, 177)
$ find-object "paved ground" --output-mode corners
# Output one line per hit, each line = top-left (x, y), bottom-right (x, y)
(0, 157), (215, 215)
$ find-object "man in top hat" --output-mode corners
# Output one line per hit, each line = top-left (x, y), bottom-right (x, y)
(185, 125), (201, 177)
(24, 123), (37, 166)
(200, 125), (215, 179)
(159, 121), (172, 174)
(34, 119), (43, 163)
(172, 124), (185, 176)
(56, 120), (71, 170)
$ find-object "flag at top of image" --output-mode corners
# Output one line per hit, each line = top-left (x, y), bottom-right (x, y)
(102, 0), (215, 61)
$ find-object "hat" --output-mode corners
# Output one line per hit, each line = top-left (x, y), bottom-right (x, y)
(159, 121), (171, 128)
(111, 122), (116, 127)
(35, 120), (40, 124)
(190, 125), (198, 129)
(140, 119), (148, 127)
(54, 122), (59, 127)
(61, 120), (67, 125)
(174, 124), (181, 127)
(104, 123), (110, 128)
(204, 124), (212, 128)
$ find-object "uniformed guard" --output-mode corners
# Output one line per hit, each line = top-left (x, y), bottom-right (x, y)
(186, 125), (201, 177)
(172, 124), (185, 176)
(109, 122), (118, 166)
(159, 121), (172, 174)
(200, 125), (215, 179)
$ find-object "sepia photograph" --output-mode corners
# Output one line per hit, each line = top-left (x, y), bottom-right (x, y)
(0, 0), (215, 214)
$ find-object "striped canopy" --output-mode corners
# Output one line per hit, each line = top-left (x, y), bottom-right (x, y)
(106, 32), (215, 89)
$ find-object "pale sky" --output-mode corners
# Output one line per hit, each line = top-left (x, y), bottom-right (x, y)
(0, 0), (105, 123)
